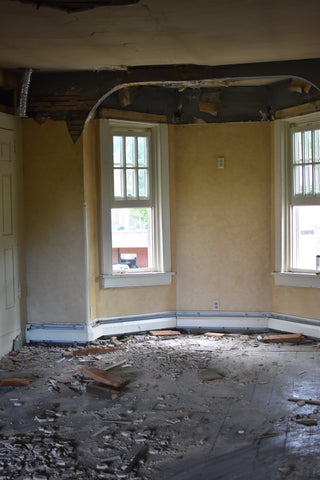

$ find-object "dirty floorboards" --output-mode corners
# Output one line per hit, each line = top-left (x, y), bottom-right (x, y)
(0, 333), (319, 479)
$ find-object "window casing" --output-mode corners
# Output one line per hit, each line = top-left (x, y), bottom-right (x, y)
(274, 113), (320, 288)
(99, 119), (173, 288)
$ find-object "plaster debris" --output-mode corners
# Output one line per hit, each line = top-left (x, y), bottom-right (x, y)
(0, 333), (319, 478)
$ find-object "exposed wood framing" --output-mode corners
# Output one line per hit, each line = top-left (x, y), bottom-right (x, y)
(199, 101), (220, 116)
(275, 100), (320, 119)
(25, 58), (320, 141)
(98, 108), (167, 123)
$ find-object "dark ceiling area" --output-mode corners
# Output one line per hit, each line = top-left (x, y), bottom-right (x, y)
(98, 80), (320, 125)
(9, 0), (139, 13)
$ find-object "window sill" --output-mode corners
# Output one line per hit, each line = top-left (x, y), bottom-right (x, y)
(101, 272), (175, 288)
(272, 272), (320, 288)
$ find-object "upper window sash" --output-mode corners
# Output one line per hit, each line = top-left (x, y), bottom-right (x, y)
(290, 123), (320, 205)
(111, 130), (153, 206)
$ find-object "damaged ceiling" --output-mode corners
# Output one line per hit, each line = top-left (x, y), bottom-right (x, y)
(0, 0), (320, 70)
(0, 1), (320, 140)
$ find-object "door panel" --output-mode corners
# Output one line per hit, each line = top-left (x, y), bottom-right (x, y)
(0, 128), (20, 339)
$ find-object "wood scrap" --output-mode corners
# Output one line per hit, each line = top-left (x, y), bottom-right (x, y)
(80, 367), (130, 388)
(292, 417), (318, 426)
(86, 384), (120, 400)
(70, 347), (125, 357)
(288, 397), (320, 406)
(125, 445), (148, 473)
(204, 332), (225, 338)
(150, 330), (181, 336)
(110, 336), (123, 347)
(0, 378), (30, 386)
(258, 333), (303, 343)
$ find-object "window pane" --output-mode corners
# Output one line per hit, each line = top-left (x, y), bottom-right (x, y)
(314, 164), (320, 195)
(292, 205), (320, 270)
(125, 136), (136, 167)
(293, 132), (302, 164)
(293, 165), (302, 196)
(303, 164), (313, 195)
(303, 130), (312, 163)
(113, 136), (123, 167)
(111, 208), (154, 271)
(126, 169), (137, 199)
(138, 137), (148, 167)
(138, 169), (149, 199)
(113, 169), (124, 198)
(314, 130), (320, 162)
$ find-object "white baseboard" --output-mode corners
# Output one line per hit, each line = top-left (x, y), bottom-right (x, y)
(25, 323), (89, 344)
(25, 311), (320, 343)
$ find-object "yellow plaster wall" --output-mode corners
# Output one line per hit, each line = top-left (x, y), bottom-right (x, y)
(22, 120), (86, 324)
(83, 121), (176, 319)
(172, 123), (272, 311)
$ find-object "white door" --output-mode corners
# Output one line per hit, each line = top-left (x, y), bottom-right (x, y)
(0, 127), (21, 350)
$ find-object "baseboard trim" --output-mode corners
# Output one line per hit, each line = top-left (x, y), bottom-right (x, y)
(25, 311), (320, 343)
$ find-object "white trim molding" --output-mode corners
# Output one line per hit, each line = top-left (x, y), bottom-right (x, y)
(273, 272), (320, 288)
(100, 271), (174, 288)
(26, 310), (320, 343)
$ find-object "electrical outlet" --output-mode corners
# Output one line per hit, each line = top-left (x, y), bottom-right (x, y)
(213, 300), (220, 311)
(217, 157), (225, 169)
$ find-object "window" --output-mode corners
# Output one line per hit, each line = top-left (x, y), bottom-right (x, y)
(99, 119), (173, 288)
(274, 113), (320, 288)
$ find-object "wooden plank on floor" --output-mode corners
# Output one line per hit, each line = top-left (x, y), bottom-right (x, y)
(150, 330), (181, 336)
(71, 347), (125, 357)
(204, 332), (226, 337)
(0, 378), (30, 386)
(80, 367), (130, 388)
(259, 333), (303, 343)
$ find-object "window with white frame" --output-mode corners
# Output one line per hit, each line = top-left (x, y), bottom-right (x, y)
(274, 113), (320, 287)
(99, 119), (173, 288)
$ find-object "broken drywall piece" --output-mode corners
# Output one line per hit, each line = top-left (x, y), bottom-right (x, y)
(259, 334), (304, 343)
(80, 367), (130, 388)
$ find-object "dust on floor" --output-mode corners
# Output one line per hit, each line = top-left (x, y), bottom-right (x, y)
(0, 332), (319, 479)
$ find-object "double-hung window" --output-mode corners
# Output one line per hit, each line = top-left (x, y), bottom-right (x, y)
(274, 113), (320, 287)
(99, 119), (173, 288)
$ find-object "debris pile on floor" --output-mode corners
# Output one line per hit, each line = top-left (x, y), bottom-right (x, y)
(0, 331), (319, 479)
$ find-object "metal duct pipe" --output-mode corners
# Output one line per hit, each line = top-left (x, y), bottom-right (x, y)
(18, 68), (32, 117)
